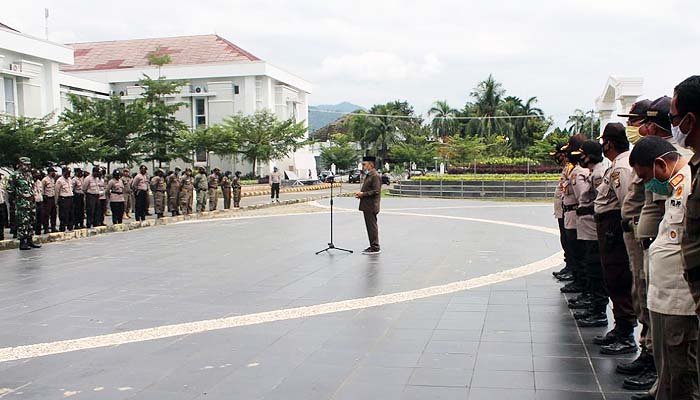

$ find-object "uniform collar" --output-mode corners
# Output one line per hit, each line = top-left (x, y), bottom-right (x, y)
(691, 151), (700, 167)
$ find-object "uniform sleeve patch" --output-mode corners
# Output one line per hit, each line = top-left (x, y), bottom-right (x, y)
(675, 186), (683, 198)
(613, 177), (621, 188)
(669, 228), (679, 243)
(670, 174), (685, 188)
(611, 171), (620, 179)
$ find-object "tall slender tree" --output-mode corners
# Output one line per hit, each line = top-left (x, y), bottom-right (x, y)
(428, 100), (458, 140)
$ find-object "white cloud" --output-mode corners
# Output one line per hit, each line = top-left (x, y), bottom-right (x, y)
(318, 52), (442, 82)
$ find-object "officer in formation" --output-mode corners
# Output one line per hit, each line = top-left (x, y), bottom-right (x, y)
(194, 167), (208, 213)
(232, 171), (242, 208)
(221, 171), (232, 210)
(179, 168), (194, 215)
(166, 167), (181, 217)
(552, 79), (700, 400)
(7, 157), (41, 250)
(150, 169), (166, 219)
(208, 168), (220, 211)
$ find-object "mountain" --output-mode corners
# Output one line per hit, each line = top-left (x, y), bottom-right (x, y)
(308, 102), (365, 133)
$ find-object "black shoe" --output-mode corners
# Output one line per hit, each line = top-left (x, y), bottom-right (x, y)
(630, 393), (654, 400)
(577, 314), (608, 328)
(568, 292), (591, 304)
(43, 229), (49, 235)
(553, 266), (569, 277)
(573, 309), (593, 320)
(617, 349), (653, 375)
(600, 336), (638, 355)
(593, 329), (620, 346)
(19, 239), (30, 250)
(362, 248), (381, 255)
(560, 283), (583, 293)
(623, 370), (657, 391)
(51, 228), (58, 233)
(556, 273), (575, 282)
(28, 238), (41, 249)
(569, 299), (593, 309)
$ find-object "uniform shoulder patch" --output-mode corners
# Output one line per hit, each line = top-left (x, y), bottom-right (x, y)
(611, 170), (620, 179)
(670, 174), (685, 188)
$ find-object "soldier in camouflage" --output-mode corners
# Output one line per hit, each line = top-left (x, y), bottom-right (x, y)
(7, 157), (41, 250)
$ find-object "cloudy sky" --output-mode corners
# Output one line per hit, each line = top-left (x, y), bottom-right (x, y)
(4, 0), (700, 127)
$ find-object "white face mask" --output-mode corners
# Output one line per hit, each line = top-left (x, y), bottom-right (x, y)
(671, 120), (689, 148)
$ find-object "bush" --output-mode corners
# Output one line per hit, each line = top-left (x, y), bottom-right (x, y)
(476, 156), (539, 166)
(448, 164), (561, 174)
(413, 173), (559, 181)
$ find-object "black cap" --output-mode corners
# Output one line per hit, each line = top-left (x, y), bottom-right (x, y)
(47, 167), (56, 173)
(549, 142), (566, 157)
(598, 122), (626, 141)
(362, 156), (377, 162)
(617, 99), (652, 118)
(643, 96), (671, 132)
(572, 140), (602, 158)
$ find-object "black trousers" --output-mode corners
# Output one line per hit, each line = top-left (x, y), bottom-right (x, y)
(558, 218), (570, 269)
(271, 183), (280, 199)
(584, 239), (608, 312)
(135, 190), (147, 221)
(85, 193), (99, 228)
(58, 196), (74, 231)
(0, 202), (7, 239)
(42, 196), (56, 231)
(97, 200), (106, 226)
(34, 202), (43, 234)
(110, 201), (124, 225)
(596, 211), (636, 333)
(363, 211), (380, 250)
(73, 193), (84, 228)
(564, 229), (586, 289)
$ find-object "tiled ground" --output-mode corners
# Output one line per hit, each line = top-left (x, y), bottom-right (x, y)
(0, 197), (641, 399)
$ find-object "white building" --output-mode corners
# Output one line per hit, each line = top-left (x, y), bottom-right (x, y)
(1, 23), (317, 178)
(595, 76), (644, 134)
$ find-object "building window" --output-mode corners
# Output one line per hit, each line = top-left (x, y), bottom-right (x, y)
(4, 77), (16, 116)
(195, 150), (207, 163)
(234, 85), (239, 95)
(194, 98), (206, 127)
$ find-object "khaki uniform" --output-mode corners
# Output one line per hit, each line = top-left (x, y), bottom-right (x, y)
(208, 173), (219, 211)
(648, 164), (699, 399)
(166, 173), (180, 214)
(179, 174), (194, 215)
(232, 176), (242, 208)
(150, 176), (166, 215)
(194, 173), (208, 212)
(563, 164), (588, 287)
(622, 174), (652, 351)
(121, 175), (133, 216)
(594, 151), (637, 332)
(556, 163), (574, 269)
(221, 175), (232, 209)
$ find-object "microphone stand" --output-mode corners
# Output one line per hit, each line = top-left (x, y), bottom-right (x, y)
(316, 180), (353, 255)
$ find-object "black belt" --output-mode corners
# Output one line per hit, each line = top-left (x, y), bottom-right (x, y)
(641, 237), (654, 250)
(594, 209), (622, 222)
(576, 206), (594, 216)
(563, 204), (578, 212)
(684, 267), (700, 283)
(60, 196), (72, 199)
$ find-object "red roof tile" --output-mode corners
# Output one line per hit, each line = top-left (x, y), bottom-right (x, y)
(62, 34), (260, 72)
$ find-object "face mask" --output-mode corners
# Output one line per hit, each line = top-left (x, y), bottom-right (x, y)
(625, 126), (642, 145)
(644, 152), (679, 196)
(671, 115), (690, 148)
(363, 170), (370, 176)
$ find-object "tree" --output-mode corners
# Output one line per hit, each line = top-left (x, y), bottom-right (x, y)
(528, 128), (572, 163)
(60, 94), (146, 171)
(390, 133), (437, 169)
(175, 125), (237, 167)
(223, 110), (307, 175)
(442, 135), (487, 167)
(320, 134), (358, 170)
(138, 74), (189, 167)
(0, 114), (103, 168)
(428, 100), (458, 140)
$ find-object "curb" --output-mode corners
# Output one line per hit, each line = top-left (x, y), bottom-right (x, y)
(241, 183), (340, 197)
(0, 187), (352, 252)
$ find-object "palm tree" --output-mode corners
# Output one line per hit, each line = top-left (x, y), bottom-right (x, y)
(469, 74), (509, 136)
(428, 100), (458, 141)
(566, 109), (587, 134)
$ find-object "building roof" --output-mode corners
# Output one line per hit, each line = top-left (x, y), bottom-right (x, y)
(0, 22), (19, 32)
(61, 34), (260, 72)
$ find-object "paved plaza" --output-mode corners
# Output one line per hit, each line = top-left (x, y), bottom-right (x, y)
(0, 197), (642, 399)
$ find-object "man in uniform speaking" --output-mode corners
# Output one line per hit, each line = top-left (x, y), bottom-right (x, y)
(356, 156), (382, 255)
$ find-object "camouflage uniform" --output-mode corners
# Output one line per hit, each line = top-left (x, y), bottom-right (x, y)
(166, 172), (181, 215)
(179, 173), (194, 215)
(7, 166), (35, 240)
(150, 174), (166, 217)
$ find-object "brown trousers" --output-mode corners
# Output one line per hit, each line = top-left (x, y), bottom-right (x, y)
(650, 311), (699, 400)
(596, 211), (637, 332)
(624, 231), (652, 351)
(363, 211), (379, 250)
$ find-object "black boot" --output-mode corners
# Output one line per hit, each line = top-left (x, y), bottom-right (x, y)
(623, 369), (657, 391)
(593, 329), (620, 345)
(28, 237), (41, 249)
(560, 282), (583, 293)
(576, 312), (608, 328)
(630, 393), (654, 400)
(19, 239), (30, 250)
(617, 348), (653, 375)
(600, 334), (638, 355)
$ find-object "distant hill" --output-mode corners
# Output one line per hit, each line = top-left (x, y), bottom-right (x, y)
(308, 102), (365, 133)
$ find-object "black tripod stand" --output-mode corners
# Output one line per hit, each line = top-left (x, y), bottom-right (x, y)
(316, 181), (353, 255)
